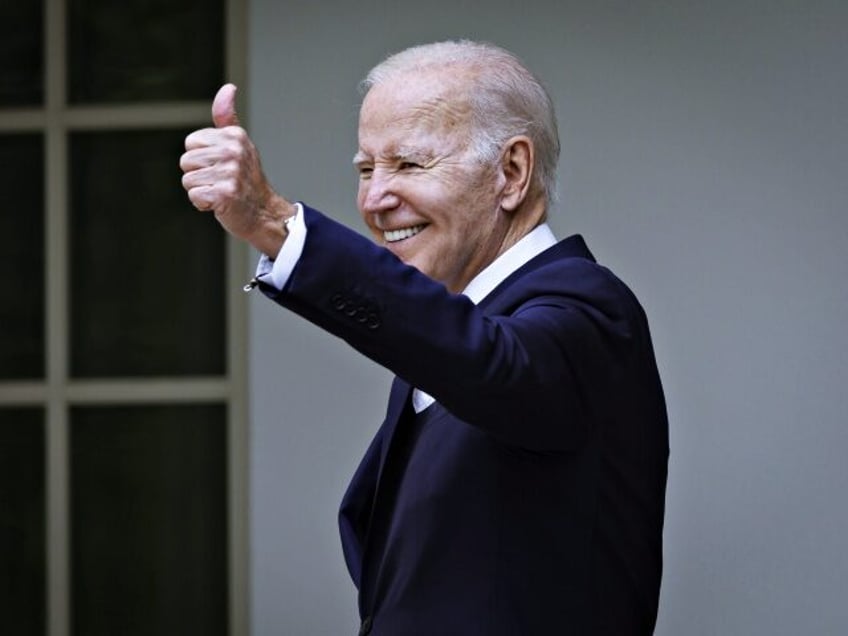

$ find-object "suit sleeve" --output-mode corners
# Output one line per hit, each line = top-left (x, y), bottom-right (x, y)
(260, 206), (641, 452)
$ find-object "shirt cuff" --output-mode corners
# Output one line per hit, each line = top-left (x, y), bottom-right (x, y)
(254, 202), (306, 291)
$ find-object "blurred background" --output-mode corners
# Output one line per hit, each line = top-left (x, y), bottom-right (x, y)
(1, 1), (845, 635)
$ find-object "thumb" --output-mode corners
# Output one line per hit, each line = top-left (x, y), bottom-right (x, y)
(212, 83), (240, 128)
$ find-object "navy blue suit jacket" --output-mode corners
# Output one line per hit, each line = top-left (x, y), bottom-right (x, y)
(261, 205), (669, 635)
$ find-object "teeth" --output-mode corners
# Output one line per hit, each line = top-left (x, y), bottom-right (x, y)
(384, 224), (425, 243)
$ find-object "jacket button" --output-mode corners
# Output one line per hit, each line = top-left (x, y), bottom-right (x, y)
(331, 293), (346, 310)
(358, 615), (373, 635)
(366, 313), (381, 330)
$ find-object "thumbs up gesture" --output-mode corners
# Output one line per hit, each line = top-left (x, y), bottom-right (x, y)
(181, 84), (294, 258)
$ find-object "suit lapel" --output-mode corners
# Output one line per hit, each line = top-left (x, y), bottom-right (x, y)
(378, 376), (413, 470)
(357, 376), (413, 614)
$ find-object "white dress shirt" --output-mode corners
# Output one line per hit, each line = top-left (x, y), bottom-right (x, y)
(254, 204), (558, 413)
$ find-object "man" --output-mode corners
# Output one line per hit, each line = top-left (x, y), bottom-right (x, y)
(181, 40), (668, 635)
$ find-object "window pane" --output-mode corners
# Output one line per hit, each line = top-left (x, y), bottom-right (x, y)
(0, 1), (43, 106)
(71, 404), (227, 636)
(67, 0), (224, 103)
(69, 130), (226, 378)
(0, 134), (44, 379)
(0, 408), (45, 635)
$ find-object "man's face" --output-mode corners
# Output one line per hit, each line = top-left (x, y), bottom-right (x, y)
(354, 71), (510, 293)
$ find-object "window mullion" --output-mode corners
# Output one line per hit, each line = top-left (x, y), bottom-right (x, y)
(45, 0), (70, 632)
(225, 1), (249, 633)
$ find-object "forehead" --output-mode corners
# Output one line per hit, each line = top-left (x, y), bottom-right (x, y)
(357, 70), (473, 154)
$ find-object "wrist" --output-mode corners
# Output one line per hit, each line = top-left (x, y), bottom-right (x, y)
(252, 194), (297, 259)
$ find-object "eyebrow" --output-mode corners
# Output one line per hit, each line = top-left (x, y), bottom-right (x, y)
(393, 146), (432, 163)
(352, 147), (432, 166)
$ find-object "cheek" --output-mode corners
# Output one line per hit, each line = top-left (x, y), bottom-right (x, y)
(420, 231), (461, 268)
(356, 183), (367, 211)
(356, 186), (375, 225)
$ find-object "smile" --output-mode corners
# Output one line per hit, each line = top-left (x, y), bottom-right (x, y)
(383, 224), (426, 243)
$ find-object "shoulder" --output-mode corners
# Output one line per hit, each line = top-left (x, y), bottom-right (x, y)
(483, 235), (641, 319)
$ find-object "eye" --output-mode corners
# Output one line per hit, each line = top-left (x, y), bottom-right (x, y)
(357, 166), (373, 179)
(398, 161), (422, 171)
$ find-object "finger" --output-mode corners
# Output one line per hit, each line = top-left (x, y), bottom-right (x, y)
(185, 128), (216, 151)
(212, 83), (240, 128)
(180, 149), (205, 172)
(180, 146), (220, 172)
(187, 185), (215, 211)
(181, 167), (207, 190)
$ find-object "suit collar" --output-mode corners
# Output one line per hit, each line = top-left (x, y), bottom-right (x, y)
(478, 234), (594, 312)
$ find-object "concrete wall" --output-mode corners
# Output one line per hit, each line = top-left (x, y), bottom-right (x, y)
(246, 1), (848, 633)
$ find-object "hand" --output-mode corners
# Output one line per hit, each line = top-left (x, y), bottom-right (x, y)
(180, 84), (293, 257)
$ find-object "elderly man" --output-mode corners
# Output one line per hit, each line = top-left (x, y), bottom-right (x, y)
(181, 40), (668, 635)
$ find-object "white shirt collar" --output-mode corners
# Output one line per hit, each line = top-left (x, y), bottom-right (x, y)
(461, 223), (558, 304)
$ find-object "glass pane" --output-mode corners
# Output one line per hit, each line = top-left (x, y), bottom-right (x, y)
(71, 404), (227, 636)
(67, 0), (224, 103)
(0, 1), (43, 106)
(0, 408), (45, 635)
(0, 134), (44, 379)
(69, 130), (226, 378)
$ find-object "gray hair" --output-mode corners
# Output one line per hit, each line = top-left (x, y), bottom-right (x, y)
(360, 40), (561, 206)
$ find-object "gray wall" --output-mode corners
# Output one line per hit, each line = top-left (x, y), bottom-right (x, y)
(246, 1), (848, 634)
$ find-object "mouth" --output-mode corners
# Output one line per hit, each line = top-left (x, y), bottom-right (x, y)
(383, 224), (426, 243)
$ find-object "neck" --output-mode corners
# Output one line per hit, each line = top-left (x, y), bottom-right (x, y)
(498, 194), (548, 258)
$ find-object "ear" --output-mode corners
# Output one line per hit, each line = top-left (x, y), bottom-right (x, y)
(499, 136), (534, 212)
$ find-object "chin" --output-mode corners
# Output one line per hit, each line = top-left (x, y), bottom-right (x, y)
(403, 255), (434, 278)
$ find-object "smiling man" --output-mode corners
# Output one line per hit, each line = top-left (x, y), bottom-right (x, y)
(181, 40), (669, 635)
(353, 66), (545, 294)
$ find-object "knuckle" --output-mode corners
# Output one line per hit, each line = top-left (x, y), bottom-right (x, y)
(220, 158), (242, 180)
(231, 143), (246, 161)
(219, 180), (238, 197)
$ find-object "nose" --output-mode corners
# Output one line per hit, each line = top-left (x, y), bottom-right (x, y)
(358, 168), (401, 215)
